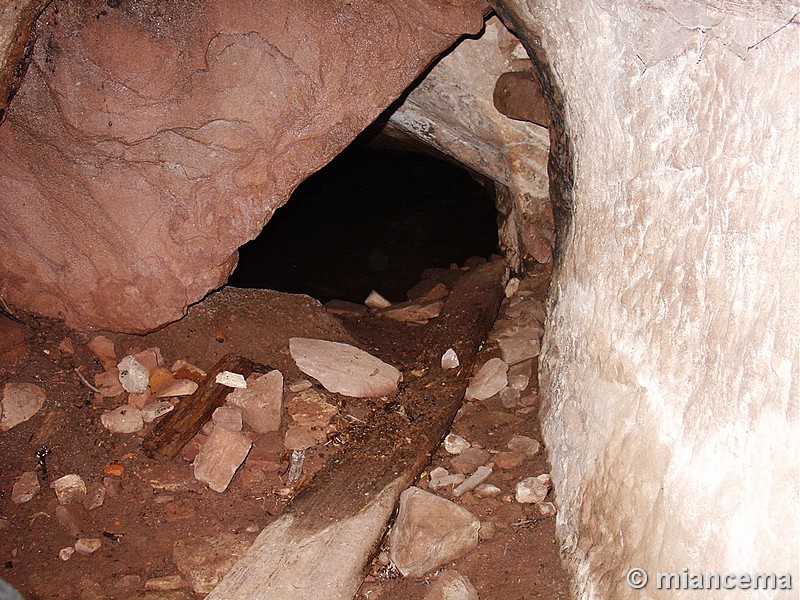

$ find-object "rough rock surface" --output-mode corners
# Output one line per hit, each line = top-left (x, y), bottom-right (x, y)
(226, 370), (283, 433)
(0, 382), (45, 431)
(289, 338), (401, 398)
(424, 569), (480, 600)
(497, 0), (800, 597)
(0, 0), (486, 332)
(389, 486), (480, 578)
(172, 532), (255, 594)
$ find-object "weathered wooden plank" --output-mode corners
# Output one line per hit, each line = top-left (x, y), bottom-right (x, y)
(141, 353), (254, 460)
(207, 260), (506, 600)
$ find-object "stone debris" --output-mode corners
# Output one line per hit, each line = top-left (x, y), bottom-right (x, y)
(132, 347), (164, 371)
(429, 473), (466, 493)
(424, 569), (480, 600)
(148, 366), (174, 392)
(504, 277), (520, 298)
(453, 465), (492, 497)
(173, 532), (255, 594)
(141, 401), (175, 423)
(323, 299), (369, 316)
(449, 447), (490, 475)
(498, 332), (540, 366)
(74, 538), (102, 555)
(154, 379), (198, 398)
(226, 370), (284, 433)
(390, 486), (480, 578)
(101, 405), (144, 434)
(508, 373), (530, 391)
(474, 483), (501, 498)
(55, 504), (85, 536)
(11, 471), (40, 504)
(88, 335), (117, 370)
(283, 426), (318, 450)
(144, 575), (184, 591)
(212, 406), (243, 432)
(444, 433), (470, 455)
(215, 370), (247, 389)
(507, 435), (541, 457)
(59, 547), (75, 561)
(289, 337), (401, 398)
(493, 451), (527, 470)
(515, 474), (552, 504)
(288, 379), (313, 393)
(58, 337), (75, 354)
(114, 575), (142, 593)
(93, 368), (124, 397)
(83, 481), (106, 511)
(51, 474), (87, 505)
(429, 467), (449, 479)
(365, 290), (392, 309)
(193, 426), (252, 492)
(0, 315), (27, 361)
(118, 355), (150, 394)
(380, 300), (444, 323)
(538, 501), (557, 517)
(464, 357), (508, 401)
(287, 389), (337, 428)
(171, 360), (207, 383)
(478, 521), (497, 540)
(441, 348), (460, 369)
(128, 390), (153, 409)
(499, 387), (521, 409)
(0, 382), (46, 431)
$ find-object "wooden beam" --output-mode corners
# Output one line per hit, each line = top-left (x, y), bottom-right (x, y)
(207, 260), (506, 600)
(142, 353), (254, 460)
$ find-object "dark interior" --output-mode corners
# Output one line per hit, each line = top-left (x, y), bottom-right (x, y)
(228, 143), (500, 304)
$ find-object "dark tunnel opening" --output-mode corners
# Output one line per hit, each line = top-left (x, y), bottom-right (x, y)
(228, 142), (500, 304)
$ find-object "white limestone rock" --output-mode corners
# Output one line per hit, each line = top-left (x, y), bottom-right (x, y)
(216, 371), (247, 389)
(464, 357), (508, 401)
(117, 355), (150, 394)
(0, 382), (46, 431)
(51, 474), (87, 505)
(364, 290), (392, 309)
(141, 400), (175, 423)
(515, 474), (551, 504)
(441, 348), (460, 369)
(424, 569), (480, 600)
(74, 538), (102, 555)
(444, 433), (471, 455)
(453, 465), (493, 497)
(289, 337), (401, 398)
(389, 487), (480, 577)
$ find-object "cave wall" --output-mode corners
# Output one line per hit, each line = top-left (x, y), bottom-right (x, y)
(387, 16), (553, 270)
(0, 0), (486, 332)
(497, 0), (799, 597)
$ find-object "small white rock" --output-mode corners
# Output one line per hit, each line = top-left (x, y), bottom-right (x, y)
(429, 466), (450, 479)
(515, 474), (552, 504)
(429, 473), (466, 492)
(216, 371), (247, 389)
(504, 277), (520, 298)
(474, 483), (502, 498)
(117, 355), (150, 394)
(364, 290), (392, 309)
(59, 547), (75, 561)
(51, 474), (87, 505)
(441, 348), (460, 369)
(74, 538), (102, 555)
(537, 501), (557, 517)
(444, 433), (471, 455)
(12, 471), (40, 504)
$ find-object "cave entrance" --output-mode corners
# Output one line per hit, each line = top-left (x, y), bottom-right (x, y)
(227, 132), (500, 305)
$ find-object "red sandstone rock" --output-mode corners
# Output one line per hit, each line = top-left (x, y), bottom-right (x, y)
(0, 315), (27, 361)
(0, 0), (486, 332)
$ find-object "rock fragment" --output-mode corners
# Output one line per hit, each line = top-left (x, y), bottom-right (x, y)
(144, 575), (184, 591)
(155, 379), (198, 398)
(498, 333), (540, 366)
(101, 405), (144, 434)
(289, 337), (401, 398)
(215, 371), (247, 389)
(118, 355), (150, 394)
(141, 401), (175, 423)
(59, 547), (75, 561)
(83, 481), (106, 511)
(193, 427), (252, 492)
(515, 474), (552, 504)
(380, 300), (443, 323)
(464, 358), (508, 401)
(12, 471), (40, 504)
(424, 569), (480, 600)
(212, 406), (243, 432)
(507, 435), (541, 457)
(449, 447), (490, 475)
(429, 473), (466, 492)
(444, 433), (470, 455)
(51, 474), (87, 505)
(441, 348), (460, 369)
(493, 451), (527, 470)
(88, 335), (117, 369)
(453, 466), (492, 497)
(93, 369), (124, 398)
(1, 383), (46, 431)
(226, 371), (284, 433)
(74, 538), (102, 555)
(389, 487), (480, 578)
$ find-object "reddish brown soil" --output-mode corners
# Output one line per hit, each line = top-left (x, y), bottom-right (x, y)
(0, 264), (570, 600)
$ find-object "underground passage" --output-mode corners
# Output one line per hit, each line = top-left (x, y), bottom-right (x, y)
(0, 1), (797, 599)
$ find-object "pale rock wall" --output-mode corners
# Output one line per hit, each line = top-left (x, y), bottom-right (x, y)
(387, 17), (553, 270)
(499, 0), (799, 598)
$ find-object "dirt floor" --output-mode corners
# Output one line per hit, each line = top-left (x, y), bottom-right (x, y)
(0, 261), (571, 600)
